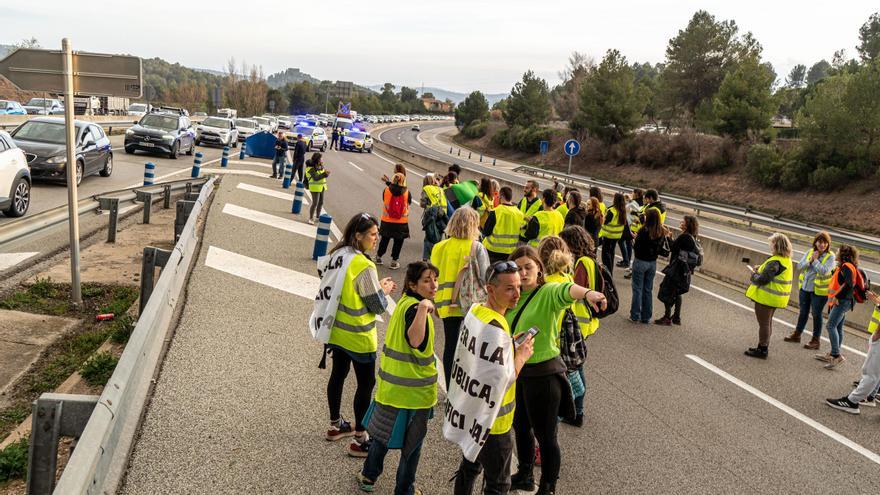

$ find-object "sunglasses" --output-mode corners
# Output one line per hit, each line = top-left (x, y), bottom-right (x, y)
(487, 261), (518, 281)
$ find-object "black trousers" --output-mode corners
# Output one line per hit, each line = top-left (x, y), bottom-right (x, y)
(663, 294), (683, 320)
(512, 373), (563, 489)
(326, 350), (375, 432)
(377, 236), (404, 260)
(330, 136), (339, 149)
(293, 161), (305, 183)
(453, 431), (513, 495)
(601, 237), (618, 275)
(442, 316), (464, 388)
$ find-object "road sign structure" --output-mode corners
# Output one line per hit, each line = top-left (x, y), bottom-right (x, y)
(564, 139), (581, 175)
(539, 140), (550, 155)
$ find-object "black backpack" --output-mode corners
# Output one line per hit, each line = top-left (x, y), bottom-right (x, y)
(559, 308), (587, 371)
(593, 262), (619, 318)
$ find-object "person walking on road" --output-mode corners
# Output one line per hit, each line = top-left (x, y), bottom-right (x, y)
(655, 215), (700, 326)
(518, 180), (542, 219)
(562, 190), (587, 228)
(744, 233), (794, 359)
(482, 187), (525, 264)
(474, 178), (497, 227)
(293, 134), (309, 183)
(271, 130), (288, 179)
(825, 291), (880, 413)
(521, 189), (565, 248)
(330, 127), (341, 151)
(305, 153), (329, 225)
(358, 261), (440, 494)
(783, 232), (835, 349)
(583, 197), (604, 247)
(377, 173), (412, 270)
(430, 207), (490, 387)
(629, 209), (669, 324)
(420, 175), (448, 261)
(323, 213), (397, 457)
(817, 245), (862, 369)
(453, 261), (533, 495)
(598, 193), (627, 275)
(506, 246), (606, 495)
(588, 186), (606, 216)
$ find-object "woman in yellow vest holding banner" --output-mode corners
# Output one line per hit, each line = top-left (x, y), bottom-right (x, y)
(323, 213), (397, 456)
(305, 152), (329, 225)
(744, 233), (793, 359)
(358, 261), (439, 494)
(783, 231), (835, 350)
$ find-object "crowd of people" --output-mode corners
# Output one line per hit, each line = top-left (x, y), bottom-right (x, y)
(306, 158), (880, 494)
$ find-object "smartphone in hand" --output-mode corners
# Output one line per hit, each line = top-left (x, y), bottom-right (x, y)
(514, 326), (540, 348)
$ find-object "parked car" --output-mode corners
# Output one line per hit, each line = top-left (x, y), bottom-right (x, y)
(276, 117), (292, 130)
(127, 103), (152, 118)
(340, 130), (373, 153)
(193, 112), (207, 117)
(285, 124), (327, 151)
(0, 100), (27, 115)
(23, 98), (64, 115)
(196, 117), (238, 148)
(11, 117), (112, 186)
(125, 113), (195, 158)
(251, 116), (273, 133)
(0, 130), (31, 217)
(235, 118), (259, 141)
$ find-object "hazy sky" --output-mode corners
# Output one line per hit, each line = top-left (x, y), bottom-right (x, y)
(3, 1), (876, 94)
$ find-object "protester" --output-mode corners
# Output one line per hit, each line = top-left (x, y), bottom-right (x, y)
(383, 164), (408, 186)
(359, 261), (439, 494)
(293, 134), (309, 183)
(563, 190), (587, 228)
(554, 184), (570, 219)
(784, 232), (835, 349)
(322, 213), (396, 457)
(453, 261), (533, 495)
(825, 291), (880, 413)
(588, 186), (606, 216)
(629, 209), (668, 324)
(490, 179), (501, 207)
(744, 233), (793, 359)
(305, 153), (329, 225)
(271, 130), (288, 179)
(642, 189), (666, 225)
(482, 186), (525, 263)
(441, 172), (459, 189)
(507, 246), (607, 495)
(377, 173), (412, 269)
(474, 178), (497, 226)
(617, 193), (636, 271)
(518, 180), (542, 219)
(816, 245), (861, 369)
(330, 127), (341, 151)
(430, 207), (490, 387)
(598, 193), (627, 274)
(521, 189), (565, 247)
(583, 197), (604, 246)
(420, 175), (448, 261)
(656, 215), (700, 325)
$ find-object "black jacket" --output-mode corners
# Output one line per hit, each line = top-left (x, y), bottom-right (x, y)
(293, 140), (308, 164)
(274, 137), (288, 157)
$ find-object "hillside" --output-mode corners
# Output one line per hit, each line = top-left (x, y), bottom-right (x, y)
(367, 85), (508, 105)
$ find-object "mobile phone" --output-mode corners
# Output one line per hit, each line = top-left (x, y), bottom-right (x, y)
(514, 326), (540, 347)
(741, 257), (750, 264)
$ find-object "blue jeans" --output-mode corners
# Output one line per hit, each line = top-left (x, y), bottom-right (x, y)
(795, 289), (828, 338)
(362, 436), (424, 495)
(271, 153), (285, 176)
(630, 259), (656, 322)
(423, 239), (436, 261)
(826, 299), (852, 357)
(619, 237), (632, 266)
(573, 365), (587, 415)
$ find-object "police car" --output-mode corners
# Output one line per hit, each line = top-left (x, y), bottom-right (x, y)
(340, 130), (373, 153)
(286, 124), (327, 151)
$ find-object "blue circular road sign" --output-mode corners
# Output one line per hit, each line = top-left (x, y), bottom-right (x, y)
(563, 139), (581, 157)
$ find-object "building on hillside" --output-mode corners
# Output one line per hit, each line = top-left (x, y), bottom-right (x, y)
(330, 81), (353, 101)
(421, 95), (453, 113)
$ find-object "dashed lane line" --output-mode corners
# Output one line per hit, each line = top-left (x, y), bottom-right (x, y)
(686, 354), (880, 466)
(222, 203), (317, 239)
(0, 252), (39, 271)
(347, 161), (364, 172)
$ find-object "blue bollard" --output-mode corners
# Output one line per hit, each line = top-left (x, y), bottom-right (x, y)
(493, 158), (496, 166)
(191, 152), (203, 178)
(457, 149), (461, 156)
(221, 146), (230, 168)
(282, 163), (293, 189)
(479, 154), (483, 162)
(239, 146), (245, 160)
(291, 182), (305, 214)
(143, 162), (155, 186)
(468, 151), (472, 159)
(312, 213), (333, 260)
(449, 146), (453, 154)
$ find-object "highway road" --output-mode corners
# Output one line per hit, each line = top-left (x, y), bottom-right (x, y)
(119, 143), (880, 493)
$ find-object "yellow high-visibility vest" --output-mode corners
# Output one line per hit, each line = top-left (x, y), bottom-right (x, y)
(868, 307), (880, 334)
(798, 249), (833, 297)
(599, 207), (624, 240)
(529, 210), (564, 247)
(431, 237), (473, 319)
(329, 254), (379, 353)
(745, 255), (793, 308)
(518, 197), (542, 218)
(483, 204), (524, 255)
(423, 184), (447, 209)
(305, 166), (327, 193)
(574, 256), (600, 337)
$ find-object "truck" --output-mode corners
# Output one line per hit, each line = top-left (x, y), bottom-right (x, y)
(72, 96), (130, 116)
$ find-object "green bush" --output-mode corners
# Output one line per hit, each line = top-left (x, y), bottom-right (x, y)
(491, 125), (553, 153)
(79, 352), (119, 387)
(461, 120), (488, 139)
(809, 166), (849, 191)
(779, 158), (811, 191)
(0, 437), (28, 482)
(746, 144), (783, 187)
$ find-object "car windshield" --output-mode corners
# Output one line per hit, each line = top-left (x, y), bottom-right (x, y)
(347, 131), (366, 140)
(25, 98), (52, 106)
(11, 121), (68, 144)
(139, 114), (178, 130)
(336, 121), (354, 130)
(203, 117), (231, 129)
(235, 119), (256, 128)
(294, 125), (314, 135)
(129, 104), (147, 112)
(253, 118), (269, 125)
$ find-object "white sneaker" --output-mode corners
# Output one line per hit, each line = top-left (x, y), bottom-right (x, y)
(307, 219), (315, 225)
(860, 396), (877, 407)
(389, 260), (400, 270)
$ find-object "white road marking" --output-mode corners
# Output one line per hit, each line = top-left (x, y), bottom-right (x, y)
(222, 203), (316, 239)
(203, 169), (271, 178)
(302, 190), (343, 240)
(205, 246), (318, 298)
(406, 168), (424, 178)
(347, 161), (364, 172)
(372, 152), (396, 165)
(686, 354), (880, 466)
(236, 183), (308, 205)
(0, 252), (38, 271)
(409, 146), (418, 151)
(229, 160), (271, 168)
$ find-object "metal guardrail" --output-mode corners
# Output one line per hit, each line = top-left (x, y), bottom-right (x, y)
(52, 176), (215, 494)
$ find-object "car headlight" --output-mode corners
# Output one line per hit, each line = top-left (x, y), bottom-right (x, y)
(125, 129), (135, 135)
(46, 155), (66, 164)
(162, 134), (175, 140)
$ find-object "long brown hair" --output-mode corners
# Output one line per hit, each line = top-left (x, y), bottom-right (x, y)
(682, 215), (699, 238)
(643, 208), (664, 240)
(612, 193), (626, 225)
(560, 225), (596, 260)
(509, 245), (545, 286)
(838, 244), (859, 267)
(813, 231), (831, 253)
(586, 197), (604, 223)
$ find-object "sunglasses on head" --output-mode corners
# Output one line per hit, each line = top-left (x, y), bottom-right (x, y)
(487, 261), (518, 281)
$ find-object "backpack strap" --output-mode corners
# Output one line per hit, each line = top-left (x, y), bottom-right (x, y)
(511, 285), (542, 333)
(450, 241), (480, 308)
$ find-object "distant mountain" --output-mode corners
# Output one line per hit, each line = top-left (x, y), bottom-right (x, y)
(267, 68), (322, 88)
(0, 44), (16, 59)
(192, 67), (227, 77)
(366, 85), (508, 105)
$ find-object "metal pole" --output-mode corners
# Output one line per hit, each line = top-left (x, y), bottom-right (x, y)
(567, 155), (573, 176)
(62, 38), (82, 305)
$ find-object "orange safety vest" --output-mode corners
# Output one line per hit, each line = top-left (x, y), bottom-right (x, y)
(381, 187), (410, 224)
(826, 262), (862, 307)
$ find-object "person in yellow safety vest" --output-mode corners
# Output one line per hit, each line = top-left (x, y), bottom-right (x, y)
(305, 153), (330, 225)
(642, 188), (667, 225)
(324, 213), (397, 455)
(598, 192), (628, 275)
(589, 186), (606, 217)
(430, 207), (490, 388)
(420, 174), (449, 260)
(744, 233), (793, 359)
(559, 225), (601, 425)
(473, 177), (497, 227)
(820, 245), (862, 369)
(627, 188), (645, 236)
(483, 186), (526, 263)
(783, 231), (835, 349)
(359, 261), (439, 494)
(521, 189), (564, 247)
(518, 180), (542, 219)
(453, 261), (535, 495)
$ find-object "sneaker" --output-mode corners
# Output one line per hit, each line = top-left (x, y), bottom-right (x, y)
(824, 355), (846, 369)
(783, 331), (802, 343)
(859, 396), (877, 407)
(326, 419), (355, 441)
(744, 346), (768, 359)
(623, 269), (632, 279)
(615, 260), (628, 268)
(825, 396), (860, 414)
(814, 353), (832, 363)
(307, 218), (315, 225)
(356, 473), (375, 493)
(375, 257), (383, 266)
(654, 316), (672, 326)
(389, 260), (400, 270)
(270, 174), (277, 179)
(803, 338), (820, 350)
(348, 435), (371, 458)
(561, 413), (584, 427)
(672, 318), (682, 326)
(510, 470), (535, 491)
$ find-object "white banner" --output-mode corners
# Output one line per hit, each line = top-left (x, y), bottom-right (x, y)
(442, 309), (516, 462)
(309, 247), (357, 343)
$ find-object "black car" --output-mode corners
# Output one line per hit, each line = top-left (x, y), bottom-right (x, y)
(10, 117), (112, 186)
(124, 113), (196, 159)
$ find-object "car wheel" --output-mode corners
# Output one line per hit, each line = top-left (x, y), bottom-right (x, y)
(73, 161), (84, 186)
(169, 141), (179, 159)
(368, 147), (373, 153)
(186, 142), (194, 155)
(321, 142), (326, 151)
(4, 178), (30, 217)
(100, 154), (113, 177)
(195, 138), (201, 147)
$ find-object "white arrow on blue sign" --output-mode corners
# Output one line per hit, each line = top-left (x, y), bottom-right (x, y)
(563, 139), (581, 157)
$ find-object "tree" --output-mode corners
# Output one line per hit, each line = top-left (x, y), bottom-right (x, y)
(455, 91), (489, 126)
(399, 86), (418, 102)
(858, 12), (880, 62)
(12, 37), (40, 49)
(785, 64), (807, 88)
(572, 49), (646, 142)
(266, 88), (288, 114)
(503, 70), (551, 128)
(713, 55), (776, 140)
(552, 52), (595, 121)
(806, 60), (831, 85)
(287, 81), (319, 113)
